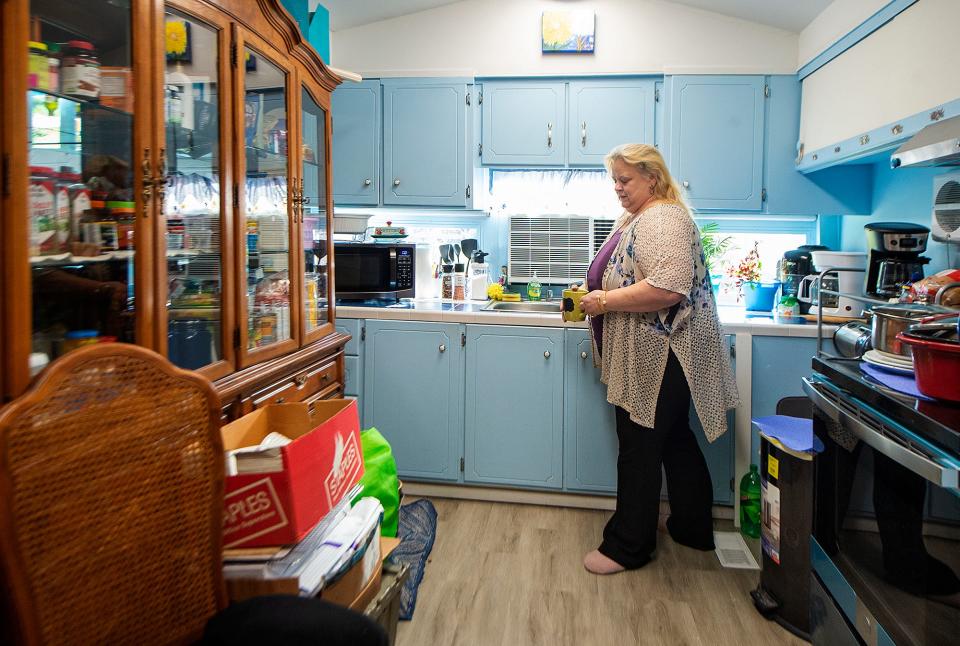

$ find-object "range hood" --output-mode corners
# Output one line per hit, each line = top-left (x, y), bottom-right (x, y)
(891, 114), (960, 168)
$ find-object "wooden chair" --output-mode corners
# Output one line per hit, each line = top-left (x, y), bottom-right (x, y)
(0, 344), (226, 645)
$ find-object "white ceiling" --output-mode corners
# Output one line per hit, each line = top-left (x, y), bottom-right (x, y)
(320, 0), (835, 33)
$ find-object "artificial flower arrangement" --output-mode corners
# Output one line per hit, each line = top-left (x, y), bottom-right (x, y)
(724, 242), (762, 302)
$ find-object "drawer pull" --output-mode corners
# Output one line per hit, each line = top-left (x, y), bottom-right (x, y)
(275, 397), (285, 404)
(295, 373), (308, 387)
(439, 344), (446, 353)
(544, 351), (551, 359)
(581, 351), (588, 359)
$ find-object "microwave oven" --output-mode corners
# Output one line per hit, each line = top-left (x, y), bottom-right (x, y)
(334, 242), (415, 300)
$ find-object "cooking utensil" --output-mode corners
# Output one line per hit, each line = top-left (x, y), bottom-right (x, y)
(867, 303), (945, 358)
(833, 322), (872, 358)
(453, 243), (462, 264)
(440, 244), (453, 265)
(897, 325), (960, 402)
(461, 238), (478, 274)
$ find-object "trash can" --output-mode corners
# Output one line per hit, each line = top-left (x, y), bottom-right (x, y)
(750, 410), (821, 640)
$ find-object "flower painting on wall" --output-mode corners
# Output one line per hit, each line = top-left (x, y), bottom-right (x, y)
(165, 19), (191, 63)
(541, 10), (595, 53)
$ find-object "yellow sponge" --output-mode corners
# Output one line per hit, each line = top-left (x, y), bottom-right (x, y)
(501, 292), (521, 302)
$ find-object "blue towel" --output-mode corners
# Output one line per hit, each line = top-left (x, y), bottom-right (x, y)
(752, 415), (824, 454)
(860, 363), (933, 402)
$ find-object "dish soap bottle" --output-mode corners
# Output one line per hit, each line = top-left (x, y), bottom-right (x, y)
(526, 272), (542, 301)
(739, 464), (761, 539)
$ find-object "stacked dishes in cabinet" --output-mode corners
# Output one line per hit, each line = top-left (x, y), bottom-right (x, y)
(246, 176), (291, 348)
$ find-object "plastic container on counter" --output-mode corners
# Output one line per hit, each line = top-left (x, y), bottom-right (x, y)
(61, 40), (101, 99)
(28, 41), (50, 90)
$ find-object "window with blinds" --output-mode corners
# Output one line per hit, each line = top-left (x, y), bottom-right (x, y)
(508, 215), (616, 283)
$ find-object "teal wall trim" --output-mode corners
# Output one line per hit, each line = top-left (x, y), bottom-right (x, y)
(308, 5), (330, 63)
(279, 0), (309, 38)
(797, 0), (917, 80)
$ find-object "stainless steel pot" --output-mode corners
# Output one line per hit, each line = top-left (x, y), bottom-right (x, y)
(833, 322), (872, 358)
(868, 304), (944, 357)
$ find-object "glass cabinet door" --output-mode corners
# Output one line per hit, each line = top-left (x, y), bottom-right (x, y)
(240, 46), (294, 358)
(162, 8), (225, 372)
(27, 0), (139, 364)
(300, 86), (332, 340)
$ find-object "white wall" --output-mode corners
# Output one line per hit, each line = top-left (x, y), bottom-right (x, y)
(799, 0), (960, 153)
(797, 0), (887, 68)
(330, 0), (799, 77)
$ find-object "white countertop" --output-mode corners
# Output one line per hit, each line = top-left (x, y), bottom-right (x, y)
(336, 300), (837, 338)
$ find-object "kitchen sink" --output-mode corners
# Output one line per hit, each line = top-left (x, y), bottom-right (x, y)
(482, 301), (561, 313)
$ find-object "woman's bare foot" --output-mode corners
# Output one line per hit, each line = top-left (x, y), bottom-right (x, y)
(583, 550), (625, 575)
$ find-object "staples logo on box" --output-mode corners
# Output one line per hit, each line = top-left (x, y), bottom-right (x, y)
(222, 478), (288, 548)
(325, 431), (362, 507)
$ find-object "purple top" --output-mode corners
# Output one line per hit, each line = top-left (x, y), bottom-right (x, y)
(587, 230), (623, 357)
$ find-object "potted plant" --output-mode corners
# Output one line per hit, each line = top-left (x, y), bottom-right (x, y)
(700, 222), (732, 293)
(725, 242), (780, 311)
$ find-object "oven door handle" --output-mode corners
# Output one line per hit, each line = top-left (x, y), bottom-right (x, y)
(803, 377), (959, 488)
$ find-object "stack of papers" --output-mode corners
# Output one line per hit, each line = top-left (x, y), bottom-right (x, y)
(224, 431), (292, 475)
(222, 485), (385, 596)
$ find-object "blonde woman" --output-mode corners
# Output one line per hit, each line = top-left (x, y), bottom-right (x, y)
(579, 144), (738, 574)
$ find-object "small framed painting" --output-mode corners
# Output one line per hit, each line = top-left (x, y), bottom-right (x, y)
(542, 10), (595, 53)
(165, 19), (192, 63)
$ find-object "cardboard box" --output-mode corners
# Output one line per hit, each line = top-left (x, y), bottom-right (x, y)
(322, 535), (401, 610)
(220, 400), (363, 549)
(224, 536), (401, 607)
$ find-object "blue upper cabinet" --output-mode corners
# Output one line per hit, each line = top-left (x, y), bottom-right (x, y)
(331, 80), (380, 206)
(481, 81), (566, 166)
(464, 325), (564, 489)
(363, 320), (464, 482)
(763, 75), (872, 215)
(568, 79), (656, 166)
(382, 79), (469, 207)
(668, 75), (765, 211)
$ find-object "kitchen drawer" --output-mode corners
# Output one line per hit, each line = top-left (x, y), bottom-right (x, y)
(337, 319), (362, 356)
(344, 355), (360, 396)
(251, 359), (339, 409)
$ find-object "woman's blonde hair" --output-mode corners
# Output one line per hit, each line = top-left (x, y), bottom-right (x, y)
(604, 143), (687, 207)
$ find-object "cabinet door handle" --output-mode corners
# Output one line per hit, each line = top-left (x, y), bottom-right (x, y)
(364, 178), (372, 186)
(153, 148), (166, 218)
(439, 344), (446, 353)
(581, 122), (587, 147)
(547, 123), (553, 148)
(295, 373), (308, 387)
(580, 351), (587, 359)
(682, 180), (690, 189)
(393, 178), (401, 187)
(544, 351), (551, 359)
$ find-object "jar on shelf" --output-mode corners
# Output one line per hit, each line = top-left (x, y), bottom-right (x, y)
(440, 263), (454, 299)
(108, 201), (136, 250)
(59, 169), (90, 245)
(61, 40), (101, 100)
(29, 166), (56, 256)
(28, 41), (50, 91)
(47, 42), (61, 93)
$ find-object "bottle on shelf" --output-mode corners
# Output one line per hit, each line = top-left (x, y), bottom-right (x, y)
(739, 464), (762, 539)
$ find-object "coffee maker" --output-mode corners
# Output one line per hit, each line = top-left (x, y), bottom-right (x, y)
(778, 245), (828, 314)
(863, 222), (930, 299)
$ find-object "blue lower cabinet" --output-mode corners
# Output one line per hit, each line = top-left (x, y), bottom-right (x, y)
(563, 330), (734, 504)
(563, 330), (617, 493)
(336, 318), (362, 356)
(464, 325), (564, 489)
(363, 320), (463, 481)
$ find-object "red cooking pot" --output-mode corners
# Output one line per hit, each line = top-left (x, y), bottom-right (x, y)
(896, 328), (960, 403)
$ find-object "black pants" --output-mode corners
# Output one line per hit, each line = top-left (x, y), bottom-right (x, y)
(599, 350), (715, 569)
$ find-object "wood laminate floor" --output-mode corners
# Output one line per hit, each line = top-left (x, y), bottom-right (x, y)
(396, 498), (806, 646)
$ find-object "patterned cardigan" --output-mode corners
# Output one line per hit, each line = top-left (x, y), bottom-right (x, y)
(590, 202), (739, 441)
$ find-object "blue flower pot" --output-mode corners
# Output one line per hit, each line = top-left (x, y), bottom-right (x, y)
(743, 281), (780, 311)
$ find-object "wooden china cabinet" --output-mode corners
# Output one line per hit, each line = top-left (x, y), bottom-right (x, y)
(0, 0), (348, 416)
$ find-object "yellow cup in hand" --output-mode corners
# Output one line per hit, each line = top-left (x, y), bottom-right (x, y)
(561, 286), (588, 322)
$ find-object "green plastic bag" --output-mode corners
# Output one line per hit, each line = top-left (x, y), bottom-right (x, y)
(353, 427), (400, 537)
